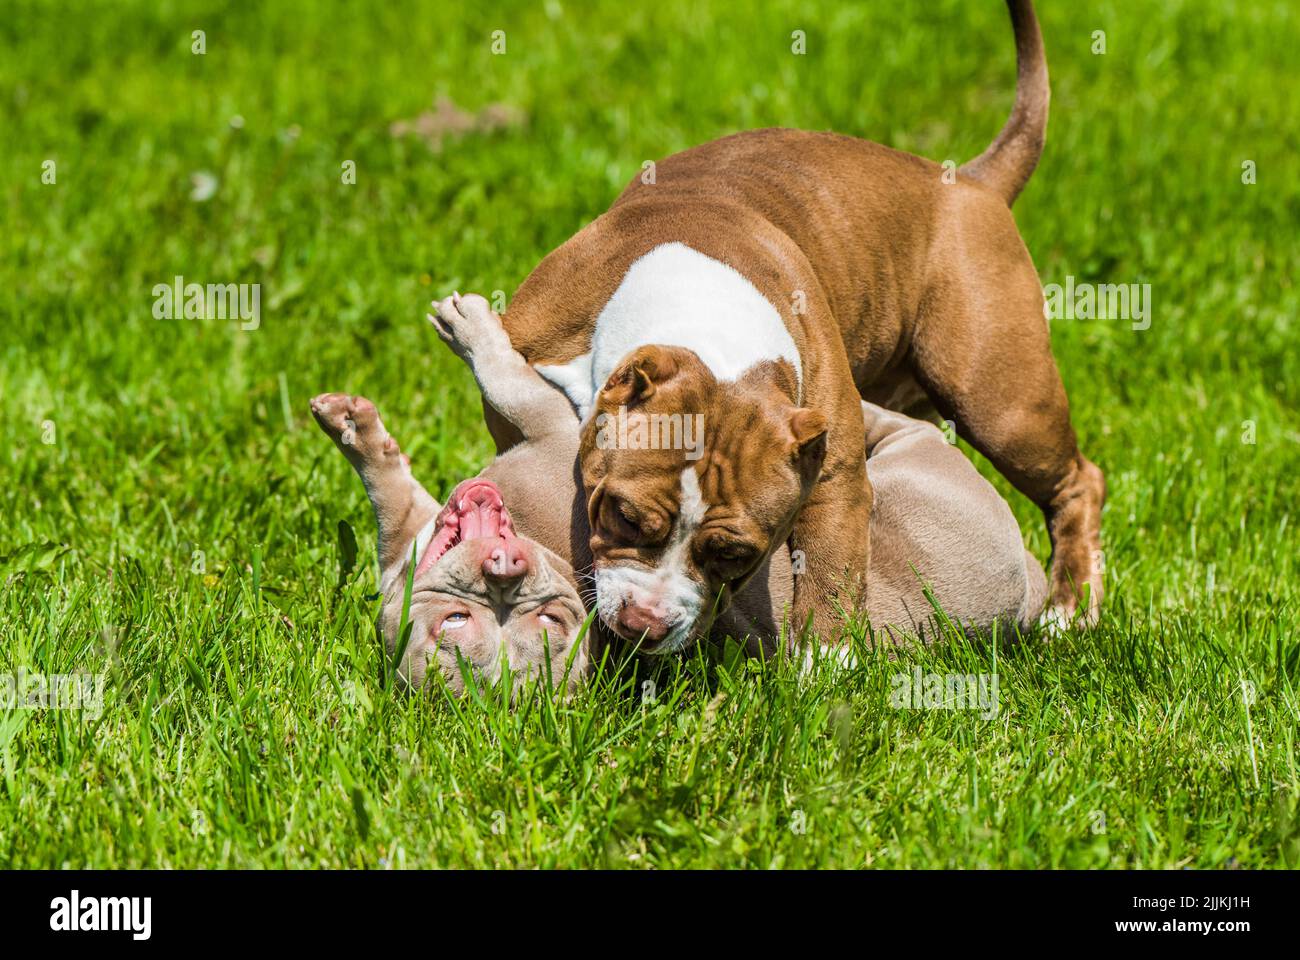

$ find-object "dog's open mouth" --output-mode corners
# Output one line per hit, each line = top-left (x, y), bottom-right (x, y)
(415, 478), (516, 577)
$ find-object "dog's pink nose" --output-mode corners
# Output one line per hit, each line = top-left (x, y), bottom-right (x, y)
(616, 601), (670, 644)
(481, 538), (529, 583)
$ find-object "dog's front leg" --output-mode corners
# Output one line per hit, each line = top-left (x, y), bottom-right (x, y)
(430, 293), (579, 443)
(310, 393), (440, 572)
(787, 448), (873, 643)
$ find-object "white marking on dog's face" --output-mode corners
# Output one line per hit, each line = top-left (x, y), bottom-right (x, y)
(595, 466), (711, 654)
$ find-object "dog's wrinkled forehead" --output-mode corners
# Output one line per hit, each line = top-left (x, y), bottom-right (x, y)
(382, 475), (584, 639)
(380, 536), (588, 696)
(585, 386), (807, 529)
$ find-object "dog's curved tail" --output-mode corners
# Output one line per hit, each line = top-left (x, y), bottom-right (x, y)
(959, 0), (1049, 206)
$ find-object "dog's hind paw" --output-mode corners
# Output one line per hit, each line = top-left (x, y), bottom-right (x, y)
(309, 393), (407, 469)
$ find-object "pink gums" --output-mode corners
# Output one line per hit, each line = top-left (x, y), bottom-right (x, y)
(414, 478), (515, 578)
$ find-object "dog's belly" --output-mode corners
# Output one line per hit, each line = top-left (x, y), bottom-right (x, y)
(860, 368), (932, 418)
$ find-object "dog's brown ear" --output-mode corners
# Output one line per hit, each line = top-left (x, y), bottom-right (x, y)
(788, 408), (828, 481)
(600, 345), (681, 407)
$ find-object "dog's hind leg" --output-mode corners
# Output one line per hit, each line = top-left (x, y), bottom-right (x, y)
(310, 393), (441, 572)
(908, 192), (1106, 628)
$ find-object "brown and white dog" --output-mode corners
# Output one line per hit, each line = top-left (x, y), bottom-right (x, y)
(479, 0), (1103, 652)
(307, 293), (1046, 695)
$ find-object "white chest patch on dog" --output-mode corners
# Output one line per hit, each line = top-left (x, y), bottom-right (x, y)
(534, 352), (595, 417)
(537, 242), (801, 418)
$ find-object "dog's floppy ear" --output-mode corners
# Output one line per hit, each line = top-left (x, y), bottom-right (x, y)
(600, 345), (682, 408)
(788, 408), (828, 483)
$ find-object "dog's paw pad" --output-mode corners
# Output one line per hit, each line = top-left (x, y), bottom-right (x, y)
(310, 393), (400, 464)
(310, 392), (355, 438)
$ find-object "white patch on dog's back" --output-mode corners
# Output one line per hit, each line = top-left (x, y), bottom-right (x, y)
(537, 242), (801, 418)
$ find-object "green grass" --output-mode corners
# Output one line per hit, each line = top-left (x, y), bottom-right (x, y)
(2, 0), (1298, 868)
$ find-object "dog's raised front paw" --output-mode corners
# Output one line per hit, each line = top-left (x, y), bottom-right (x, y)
(428, 291), (508, 359)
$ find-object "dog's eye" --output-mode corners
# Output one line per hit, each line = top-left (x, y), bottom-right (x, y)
(440, 612), (470, 631)
(601, 496), (645, 542)
(705, 540), (758, 573)
(616, 504), (643, 539)
(598, 494), (669, 547)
